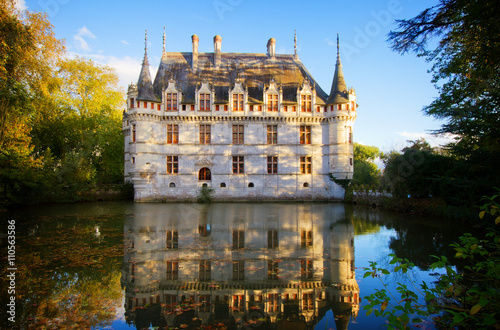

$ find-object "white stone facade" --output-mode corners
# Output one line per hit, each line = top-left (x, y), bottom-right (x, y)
(123, 34), (357, 202)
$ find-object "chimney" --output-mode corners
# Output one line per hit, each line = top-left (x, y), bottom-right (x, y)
(267, 38), (276, 60)
(214, 35), (222, 68)
(192, 34), (199, 71)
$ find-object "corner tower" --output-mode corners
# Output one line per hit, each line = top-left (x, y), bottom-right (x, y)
(327, 34), (357, 182)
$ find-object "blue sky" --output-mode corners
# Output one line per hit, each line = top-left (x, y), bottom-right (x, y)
(22, 0), (452, 152)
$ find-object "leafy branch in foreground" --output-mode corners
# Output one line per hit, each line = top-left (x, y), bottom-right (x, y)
(363, 190), (500, 329)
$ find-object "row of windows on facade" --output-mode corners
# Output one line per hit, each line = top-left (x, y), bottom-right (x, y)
(127, 291), (329, 313)
(130, 124), (353, 145)
(130, 94), (356, 113)
(161, 156), (316, 176)
(160, 229), (312, 250)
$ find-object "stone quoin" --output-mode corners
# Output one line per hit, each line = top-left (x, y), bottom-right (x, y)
(123, 31), (357, 202)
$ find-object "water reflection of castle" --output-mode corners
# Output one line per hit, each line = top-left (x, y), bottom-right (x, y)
(121, 203), (359, 329)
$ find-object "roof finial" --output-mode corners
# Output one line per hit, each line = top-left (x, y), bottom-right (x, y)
(294, 30), (297, 54)
(162, 27), (166, 53)
(145, 29), (148, 53)
(337, 33), (340, 59)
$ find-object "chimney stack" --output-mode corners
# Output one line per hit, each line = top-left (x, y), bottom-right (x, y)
(192, 34), (199, 71)
(267, 38), (276, 60)
(214, 35), (222, 68)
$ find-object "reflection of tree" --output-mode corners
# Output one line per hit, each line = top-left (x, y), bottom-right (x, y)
(352, 207), (465, 270)
(0, 215), (124, 329)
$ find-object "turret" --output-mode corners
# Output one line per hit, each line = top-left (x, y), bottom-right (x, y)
(328, 34), (357, 182)
(137, 30), (158, 102)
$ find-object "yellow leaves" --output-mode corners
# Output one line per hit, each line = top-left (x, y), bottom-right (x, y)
(479, 210), (486, 219)
(470, 303), (481, 315)
(381, 300), (389, 312)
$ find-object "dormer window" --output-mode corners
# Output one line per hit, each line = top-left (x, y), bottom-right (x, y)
(268, 94), (278, 111)
(301, 95), (312, 112)
(130, 98), (135, 108)
(166, 93), (178, 111)
(233, 93), (244, 111)
(200, 93), (211, 111)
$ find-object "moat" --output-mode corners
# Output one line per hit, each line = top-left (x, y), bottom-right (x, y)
(0, 202), (465, 329)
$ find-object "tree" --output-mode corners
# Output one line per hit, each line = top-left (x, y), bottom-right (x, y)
(352, 143), (381, 187)
(0, 2), (64, 205)
(388, 0), (500, 202)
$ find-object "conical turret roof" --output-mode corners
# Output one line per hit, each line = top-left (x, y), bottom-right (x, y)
(327, 34), (349, 104)
(137, 31), (159, 102)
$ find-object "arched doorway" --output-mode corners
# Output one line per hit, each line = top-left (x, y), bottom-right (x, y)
(198, 167), (211, 181)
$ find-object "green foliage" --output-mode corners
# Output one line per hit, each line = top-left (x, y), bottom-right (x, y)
(352, 143), (381, 187)
(363, 191), (500, 329)
(388, 0), (500, 205)
(197, 186), (214, 203)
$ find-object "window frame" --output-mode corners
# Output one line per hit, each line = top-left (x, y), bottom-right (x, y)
(167, 124), (179, 144)
(300, 125), (311, 145)
(267, 125), (277, 144)
(232, 125), (244, 144)
(232, 156), (244, 174)
(300, 156), (312, 174)
(199, 124), (211, 144)
(267, 156), (278, 174)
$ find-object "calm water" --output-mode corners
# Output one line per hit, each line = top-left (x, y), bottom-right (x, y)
(0, 202), (465, 329)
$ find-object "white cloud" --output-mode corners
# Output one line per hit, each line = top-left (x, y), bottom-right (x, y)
(396, 131), (457, 148)
(121, 40), (130, 46)
(73, 26), (97, 51)
(14, 0), (27, 11)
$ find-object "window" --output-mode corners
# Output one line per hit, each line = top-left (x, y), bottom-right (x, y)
(199, 260), (211, 281)
(132, 124), (136, 142)
(351, 101), (356, 111)
(248, 182), (254, 188)
(151, 102), (154, 110)
(199, 124), (211, 144)
(232, 125), (244, 144)
(268, 294), (280, 313)
(220, 182), (226, 187)
(301, 230), (313, 248)
(268, 260), (279, 280)
(300, 156), (312, 174)
(199, 167), (211, 181)
(232, 261), (245, 281)
(268, 94), (278, 111)
(166, 230), (178, 249)
(167, 124), (179, 144)
(232, 156), (244, 174)
(164, 295), (178, 312)
(233, 93), (244, 111)
(199, 295), (211, 313)
(303, 182), (309, 188)
(169, 182), (176, 187)
(301, 260), (313, 280)
(200, 93), (211, 111)
(166, 93), (178, 111)
(301, 94), (312, 112)
(232, 294), (245, 312)
(300, 125), (311, 144)
(157, 104), (161, 111)
(130, 98), (135, 108)
(166, 156), (178, 174)
(166, 261), (179, 280)
(348, 126), (352, 144)
(233, 230), (244, 249)
(132, 157), (135, 164)
(267, 125), (277, 144)
(267, 156), (278, 174)
(144, 101), (148, 108)
(199, 224), (211, 237)
(268, 230), (278, 249)
(303, 293), (314, 310)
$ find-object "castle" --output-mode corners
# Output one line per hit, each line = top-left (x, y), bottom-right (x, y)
(123, 32), (357, 202)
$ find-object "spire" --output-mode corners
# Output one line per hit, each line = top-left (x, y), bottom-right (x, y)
(327, 33), (349, 104)
(154, 28), (170, 98)
(137, 30), (158, 102)
(293, 30), (299, 60)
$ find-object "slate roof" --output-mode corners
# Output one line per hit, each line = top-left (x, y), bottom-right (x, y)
(146, 52), (331, 104)
(137, 50), (159, 102)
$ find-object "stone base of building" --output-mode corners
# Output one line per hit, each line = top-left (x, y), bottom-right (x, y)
(132, 184), (345, 202)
